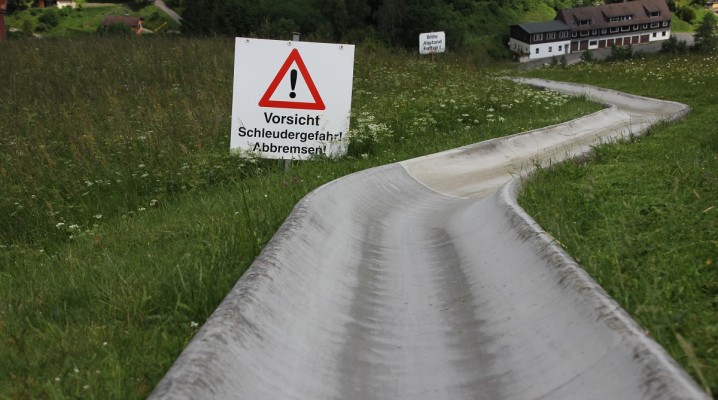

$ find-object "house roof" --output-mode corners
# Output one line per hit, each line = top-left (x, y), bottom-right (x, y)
(101, 16), (142, 28)
(555, 0), (671, 29)
(516, 20), (570, 34)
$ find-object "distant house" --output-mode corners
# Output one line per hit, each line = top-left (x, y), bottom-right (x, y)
(100, 16), (144, 35)
(30, 0), (74, 7)
(509, 0), (672, 62)
(509, 21), (571, 62)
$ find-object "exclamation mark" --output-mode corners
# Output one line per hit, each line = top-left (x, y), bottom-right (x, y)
(289, 69), (297, 99)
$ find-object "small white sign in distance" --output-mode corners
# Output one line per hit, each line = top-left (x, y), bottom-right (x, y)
(230, 38), (355, 160)
(419, 31), (446, 54)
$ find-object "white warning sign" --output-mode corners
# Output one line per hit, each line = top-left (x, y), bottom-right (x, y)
(419, 31), (445, 54)
(230, 38), (355, 160)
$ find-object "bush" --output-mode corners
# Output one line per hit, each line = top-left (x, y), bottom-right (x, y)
(676, 5), (695, 23)
(38, 8), (61, 27)
(580, 49), (595, 62)
(660, 35), (689, 54)
(21, 19), (34, 35)
(605, 44), (633, 61)
(34, 22), (51, 33)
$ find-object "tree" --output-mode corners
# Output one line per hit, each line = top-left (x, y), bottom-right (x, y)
(6, 0), (29, 14)
(38, 7), (60, 27)
(692, 12), (717, 53)
(180, 0), (212, 35)
(676, 5), (695, 24)
(376, 0), (407, 46)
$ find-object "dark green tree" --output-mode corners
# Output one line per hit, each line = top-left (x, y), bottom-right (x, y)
(180, 0), (213, 35)
(376, 0), (407, 46)
(676, 5), (695, 24)
(692, 12), (717, 53)
(6, 0), (29, 13)
(38, 7), (60, 28)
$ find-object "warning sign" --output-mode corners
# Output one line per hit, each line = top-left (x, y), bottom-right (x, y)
(419, 31), (445, 54)
(230, 38), (355, 160)
(258, 49), (325, 110)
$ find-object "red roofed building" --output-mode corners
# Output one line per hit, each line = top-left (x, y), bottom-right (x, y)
(101, 16), (144, 35)
(556, 0), (671, 53)
(509, 0), (672, 62)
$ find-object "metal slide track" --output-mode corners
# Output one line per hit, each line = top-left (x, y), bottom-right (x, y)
(150, 79), (709, 399)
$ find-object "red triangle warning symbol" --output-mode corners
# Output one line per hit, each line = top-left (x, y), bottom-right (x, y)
(258, 49), (326, 110)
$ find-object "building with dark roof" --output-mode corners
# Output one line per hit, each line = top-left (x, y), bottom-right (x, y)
(509, 0), (672, 62)
(509, 21), (572, 62)
(100, 16), (144, 35)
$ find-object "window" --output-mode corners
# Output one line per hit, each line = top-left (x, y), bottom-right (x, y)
(579, 19), (590, 26)
(591, 29), (597, 35)
(572, 32), (577, 38)
(662, 31), (667, 36)
(589, 40), (597, 46)
(652, 32), (656, 37)
(580, 30), (589, 36)
(662, 21), (669, 27)
(610, 27), (619, 33)
(601, 29), (607, 34)
(642, 24), (648, 29)
(559, 31), (568, 38)
(535, 48), (539, 54)
(533, 33), (543, 41)
(621, 26), (630, 32)
(650, 22), (660, 28)
(611, 15), (633, 22)
(547, 32), (556, 40)
(549, 46), (552, 52)
(649, 11), (660, 17)
(558, 45), (563, 51)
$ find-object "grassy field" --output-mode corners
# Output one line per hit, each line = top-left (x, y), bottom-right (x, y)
(0, 36), (602, 399)
(518, 54), (718, 397)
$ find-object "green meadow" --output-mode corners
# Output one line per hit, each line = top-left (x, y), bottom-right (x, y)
(519, 54), (718, 397)
(0, 36), (600, 398)
(1, 33), (715, 398)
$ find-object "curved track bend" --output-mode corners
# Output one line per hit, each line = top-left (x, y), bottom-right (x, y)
(150, 79), (708, 399)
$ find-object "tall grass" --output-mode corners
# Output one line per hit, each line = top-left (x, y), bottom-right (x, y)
(518, 54), (718, 397)
(0, 36), (602, 399)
